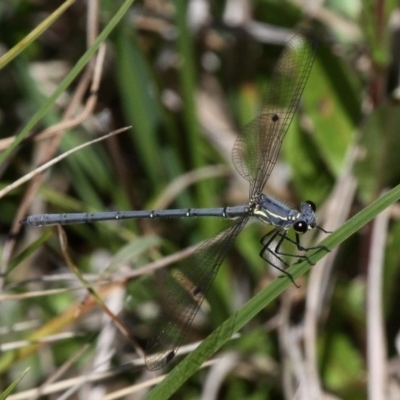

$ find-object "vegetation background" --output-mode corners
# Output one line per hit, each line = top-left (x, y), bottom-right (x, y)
(1, 0), (400, 399)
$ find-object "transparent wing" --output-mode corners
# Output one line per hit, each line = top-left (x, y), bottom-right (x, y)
(232, 31), (316, 196)
(145, 215), (249, 371)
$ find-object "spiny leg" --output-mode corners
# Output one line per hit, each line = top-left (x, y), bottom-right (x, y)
(274, 233), (314, 265)
(262, 230), (312, 264)
(259, 230), (299, 287)
(279, 233), (330, 256)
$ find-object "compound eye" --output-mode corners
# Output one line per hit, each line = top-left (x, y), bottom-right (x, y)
(294, 221), (308, 233)
(305, 200), (316, 212)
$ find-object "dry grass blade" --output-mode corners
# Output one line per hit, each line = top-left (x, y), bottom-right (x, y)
(367, 204), (390, 399)
(0, 127), (130, 200)
(56, 225), (145, 362)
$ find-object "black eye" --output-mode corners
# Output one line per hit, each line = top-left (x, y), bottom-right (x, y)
(305, 200), (316, 212)
(294, 221), (308, 233)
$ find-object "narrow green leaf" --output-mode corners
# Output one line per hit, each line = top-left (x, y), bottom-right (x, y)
(0, 368), (29, 400)
(0, 0), (134, 166)
(0, 0), (76, 69)
(8, 230), (53, 273)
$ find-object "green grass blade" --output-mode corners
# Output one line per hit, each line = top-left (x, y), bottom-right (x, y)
(0, 0), (134, 166)
(0, 0), (75, 70)
(114, 28), (163, 188)
(174, 1), (213, 211)
(8, 230), (53, 274)
(0, 368), (29, 400)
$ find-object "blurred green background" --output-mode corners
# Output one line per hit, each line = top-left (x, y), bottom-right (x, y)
(1, 0), (400, 399)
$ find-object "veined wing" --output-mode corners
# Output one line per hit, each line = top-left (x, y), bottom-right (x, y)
(232, 30), (316, 196)
(145, 215), (249, 371)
